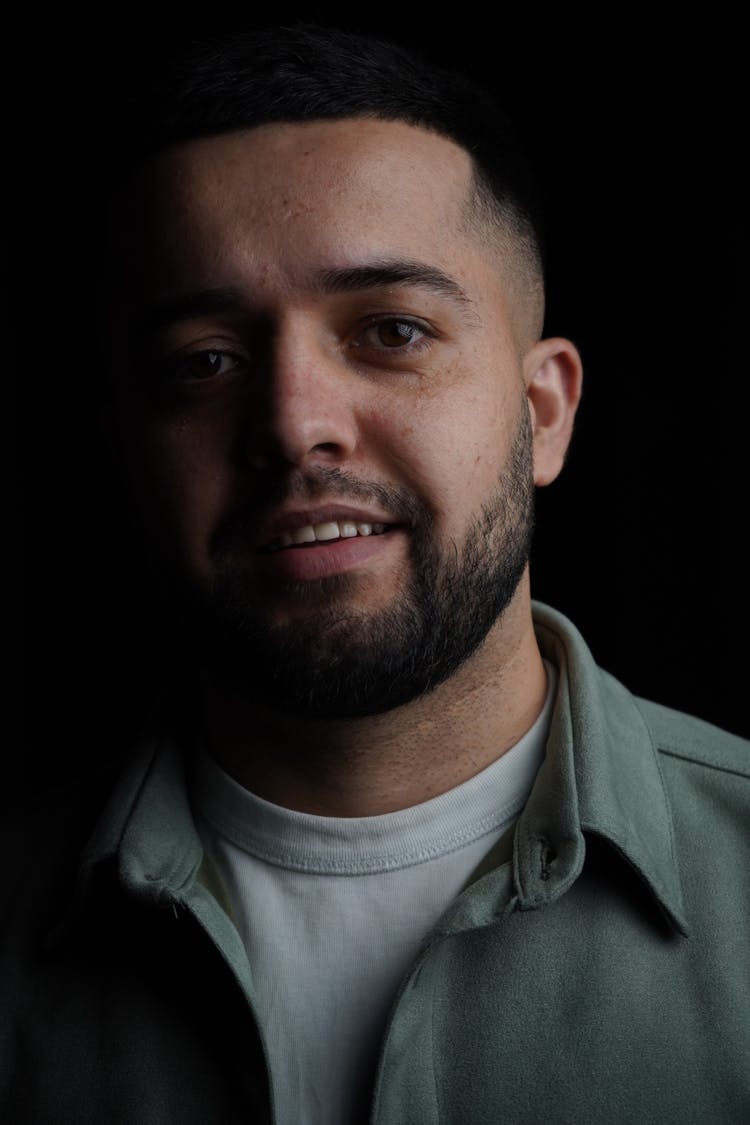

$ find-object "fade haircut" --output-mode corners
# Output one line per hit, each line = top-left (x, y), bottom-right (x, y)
(108, 26), (546, 338)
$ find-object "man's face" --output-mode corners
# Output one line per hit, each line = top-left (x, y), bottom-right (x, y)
(109, 118), (538, 717)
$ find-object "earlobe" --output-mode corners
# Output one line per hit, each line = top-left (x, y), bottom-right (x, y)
(524, 337), (583, 486)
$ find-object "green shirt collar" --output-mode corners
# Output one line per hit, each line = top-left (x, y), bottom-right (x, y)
(519, 601), (688, 934)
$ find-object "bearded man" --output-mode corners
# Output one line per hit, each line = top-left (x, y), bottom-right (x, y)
(3, 26), (748, 1125)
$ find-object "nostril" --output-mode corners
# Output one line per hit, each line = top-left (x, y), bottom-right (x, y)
(312, 442), (346, 457)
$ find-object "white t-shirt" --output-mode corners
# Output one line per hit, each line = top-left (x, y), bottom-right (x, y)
(190, 661), (556, 1125)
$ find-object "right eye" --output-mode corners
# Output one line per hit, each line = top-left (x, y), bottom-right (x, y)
(167, 349), (246, 382)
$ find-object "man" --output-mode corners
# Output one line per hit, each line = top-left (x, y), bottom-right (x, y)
(4, 26), (748, 1125)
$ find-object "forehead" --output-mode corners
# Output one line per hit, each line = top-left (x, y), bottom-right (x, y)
(120, 118), (481, 292)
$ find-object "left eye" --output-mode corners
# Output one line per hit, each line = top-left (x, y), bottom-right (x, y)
(169, 350), (243, 381)
(357, 320), (427, 349)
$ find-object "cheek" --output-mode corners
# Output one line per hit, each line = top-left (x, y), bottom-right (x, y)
(116, 408), (236, 564)
(366, 387), (512, 526)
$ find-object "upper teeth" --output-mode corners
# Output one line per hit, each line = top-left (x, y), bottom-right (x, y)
(268, 521), (388, 551)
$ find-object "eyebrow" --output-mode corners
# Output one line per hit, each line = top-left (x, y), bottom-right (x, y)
(138, 259), (476, 337)
(138, 287), (249, 338)
(316, 261), (474, 309)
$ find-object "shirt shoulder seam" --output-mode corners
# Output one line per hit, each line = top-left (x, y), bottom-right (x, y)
(655, 744), (750, 780)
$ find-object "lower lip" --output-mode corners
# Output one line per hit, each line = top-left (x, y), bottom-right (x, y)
(255, 531), (400, 582)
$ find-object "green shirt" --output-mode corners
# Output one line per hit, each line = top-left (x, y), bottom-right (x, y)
(2, 602), (749, 1123)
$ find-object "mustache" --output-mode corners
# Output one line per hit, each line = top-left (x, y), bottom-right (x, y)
(211, 466), (431, 553)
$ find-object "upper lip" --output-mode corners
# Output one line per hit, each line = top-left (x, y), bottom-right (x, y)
(254, 506), (398, 548)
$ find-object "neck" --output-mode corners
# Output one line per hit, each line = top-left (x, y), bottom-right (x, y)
(198, 584), (547, 816)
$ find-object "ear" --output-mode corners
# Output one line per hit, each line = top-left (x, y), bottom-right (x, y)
(523, 337), (583, 486)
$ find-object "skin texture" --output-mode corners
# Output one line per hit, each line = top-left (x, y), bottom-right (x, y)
(109, 118), (582, 815)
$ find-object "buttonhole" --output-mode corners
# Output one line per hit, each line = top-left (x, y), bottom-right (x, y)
(540, 842), (557, 882)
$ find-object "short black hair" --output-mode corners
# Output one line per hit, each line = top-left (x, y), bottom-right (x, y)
(110, 26), (545, 283)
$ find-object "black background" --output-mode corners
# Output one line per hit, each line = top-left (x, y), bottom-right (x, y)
(14, 4), (748, 800)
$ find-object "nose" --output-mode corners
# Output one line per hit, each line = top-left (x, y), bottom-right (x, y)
(243, 318), (359, 471)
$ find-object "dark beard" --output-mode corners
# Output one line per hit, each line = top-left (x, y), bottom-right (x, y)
(183, 409), (535, 719)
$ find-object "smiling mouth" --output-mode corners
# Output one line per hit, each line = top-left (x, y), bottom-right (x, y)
(260, 520), (393, 553)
